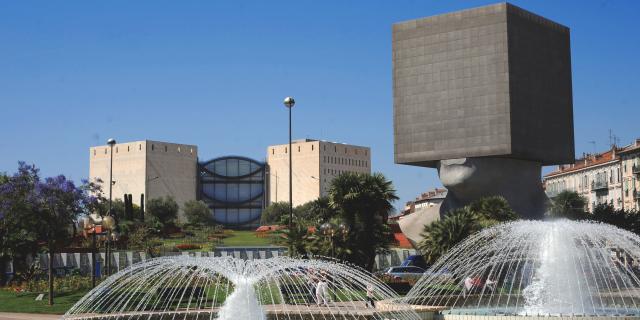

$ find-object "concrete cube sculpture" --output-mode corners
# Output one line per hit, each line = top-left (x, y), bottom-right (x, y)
(393, 3), (574, 168)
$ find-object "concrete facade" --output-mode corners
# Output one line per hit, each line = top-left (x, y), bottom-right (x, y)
(393, 3), (574, 167)
(89, 140), (198, 221)
(266, 139), (370, 207)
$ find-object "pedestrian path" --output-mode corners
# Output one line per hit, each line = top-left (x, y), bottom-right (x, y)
(0, 313), (60, 320)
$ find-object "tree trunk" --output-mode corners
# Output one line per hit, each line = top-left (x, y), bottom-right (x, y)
(0, 256), (7, 286)
(48, 239), (54, 306)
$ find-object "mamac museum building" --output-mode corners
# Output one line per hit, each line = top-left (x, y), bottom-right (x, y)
(266, 139), (371, 207)
(392, 3), (575, 244)
(89, 140), (198, 221)
(198, 156), (266, 228)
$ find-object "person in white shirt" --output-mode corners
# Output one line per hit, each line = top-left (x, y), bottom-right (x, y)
(316, 279), (330, 306)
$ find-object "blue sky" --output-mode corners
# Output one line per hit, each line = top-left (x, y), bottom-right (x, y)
(1, 0), (639, 210)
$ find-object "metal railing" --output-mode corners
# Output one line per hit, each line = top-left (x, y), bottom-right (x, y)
(592, 180), (609, 191)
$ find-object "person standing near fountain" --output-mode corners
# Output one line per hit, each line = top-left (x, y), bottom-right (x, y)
(365, 283), (376, 308)
(316, 278), (330, 306)
(392, 3), (575, 245)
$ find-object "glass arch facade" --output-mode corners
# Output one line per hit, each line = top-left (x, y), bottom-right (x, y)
(198, 156), (265, 228)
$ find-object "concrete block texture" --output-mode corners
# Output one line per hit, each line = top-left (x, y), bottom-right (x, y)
(393, 3), (574, 167)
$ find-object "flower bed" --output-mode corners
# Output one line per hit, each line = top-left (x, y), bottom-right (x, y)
(175, 244), (202, 250)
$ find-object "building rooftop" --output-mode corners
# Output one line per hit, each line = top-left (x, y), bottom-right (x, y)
(544, 139), (640, 178)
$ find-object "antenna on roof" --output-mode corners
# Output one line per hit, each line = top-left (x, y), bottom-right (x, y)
(588, 141), (596, 155)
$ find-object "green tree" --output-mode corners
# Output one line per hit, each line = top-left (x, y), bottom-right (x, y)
(418, 195), (518, 264)
(328, 172), (398, 271)
(548, 190), (588, 220)
(469, 195), (518, 227)
(418, 207), (480, 264)
(183, 200), (212, 226)
(299, 197), (336, 223)
(261, 202), (290, 225)
(281, 216), (312, 257)
(146, 196), (178, 233)
(127, 225), (161, 257)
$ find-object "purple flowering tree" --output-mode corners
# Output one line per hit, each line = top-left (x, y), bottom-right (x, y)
(0, 162), (100, 305)
(0, 163), (42, 286)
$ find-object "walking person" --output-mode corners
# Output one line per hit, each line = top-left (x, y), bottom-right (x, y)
(316, 278), (329, 306)
(365, 284), (376, 308)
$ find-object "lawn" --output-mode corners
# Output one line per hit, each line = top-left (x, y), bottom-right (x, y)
(219, 230), (280, 247)
(0, 289), (87, 314)
(159, 229), (281, 252)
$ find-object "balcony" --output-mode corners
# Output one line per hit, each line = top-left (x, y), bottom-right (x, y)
(592, 180), (609, 191)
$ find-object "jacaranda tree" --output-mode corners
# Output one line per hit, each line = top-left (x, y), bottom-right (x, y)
(0, 162), (99, 305)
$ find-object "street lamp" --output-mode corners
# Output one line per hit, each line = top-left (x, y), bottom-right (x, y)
(320, 222), (349, 259)
(106, 138), (116, 276)
(283, 97), (295, 230)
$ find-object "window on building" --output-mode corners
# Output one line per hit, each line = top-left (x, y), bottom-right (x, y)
(312, 145), (314, 151)
(104, 149), (107, 154)
(298, 146), (300, 152)
(127, 146), (130, 152)
(139, 144), (141, 151)
(93, 149), (96, 156)
(165, 146), (168, 152)
(272, 149), (274, 155)
(345, 148), (347, 154)
(190, 148), (193, 154)
(177, 147), (181, 153)
(152, 144), (155, 151)
(285, 147), (287, 153)
(334, 146), (337, 152)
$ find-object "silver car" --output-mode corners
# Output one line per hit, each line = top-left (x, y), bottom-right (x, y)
(383, 266), (425, 280)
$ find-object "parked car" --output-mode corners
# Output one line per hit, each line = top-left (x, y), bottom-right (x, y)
(401, 255), (428, 269)
(381, 266), (426, 280)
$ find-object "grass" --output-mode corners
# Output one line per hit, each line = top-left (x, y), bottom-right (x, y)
(0, 289), (88, 314)
(219, 230), (279, 247)
(158, 229), (280, 251)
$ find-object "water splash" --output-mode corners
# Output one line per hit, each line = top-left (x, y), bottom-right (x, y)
(217, 279), (265, 320)
(405, 220), (640, 316)
(64, 256), (420, 320)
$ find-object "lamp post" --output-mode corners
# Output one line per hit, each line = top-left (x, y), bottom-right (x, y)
(106, 138), (116, 276)
(320, 222), (349, 259)
(283, 97), (295, 230)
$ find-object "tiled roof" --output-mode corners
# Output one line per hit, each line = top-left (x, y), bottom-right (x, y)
(544, 149), (619, 178)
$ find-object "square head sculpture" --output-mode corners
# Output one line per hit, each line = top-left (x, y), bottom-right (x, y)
(393, 3), (575, 168)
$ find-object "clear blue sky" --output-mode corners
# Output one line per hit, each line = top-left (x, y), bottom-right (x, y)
(1, 0), (639, 210)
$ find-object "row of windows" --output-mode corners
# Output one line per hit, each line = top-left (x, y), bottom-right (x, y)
(324, 168), (356, 176)
(323, 156), (368, 167)
(270, 145), (368, 156)
(92, 144), (194, 156)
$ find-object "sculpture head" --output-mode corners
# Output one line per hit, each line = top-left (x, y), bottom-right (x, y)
(437, 157), (548, 219)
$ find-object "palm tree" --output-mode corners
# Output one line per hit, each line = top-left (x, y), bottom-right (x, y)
(548, 191), (587, 220)
(469, 195), (518, 226)
(418, 207), (480, 264)
(328, 172), (398, 271)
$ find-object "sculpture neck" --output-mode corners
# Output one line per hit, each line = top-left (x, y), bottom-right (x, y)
(440, 158), (548, 219)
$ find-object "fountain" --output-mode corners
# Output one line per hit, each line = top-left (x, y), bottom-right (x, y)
(63, 256), (420, 320)
(403, 220), (640, 318)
